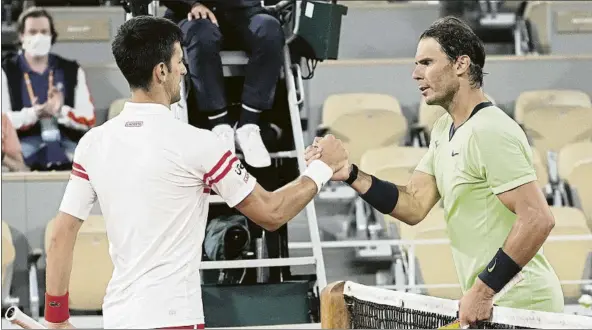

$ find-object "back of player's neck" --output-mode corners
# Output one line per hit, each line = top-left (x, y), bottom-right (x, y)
(130, 90), (170, 109)
(448, 89), (488, 128)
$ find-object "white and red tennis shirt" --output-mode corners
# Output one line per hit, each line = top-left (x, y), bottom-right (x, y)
(58, 102), (257, 329)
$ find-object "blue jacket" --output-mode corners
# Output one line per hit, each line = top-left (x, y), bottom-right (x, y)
(164, 0), (264, 22)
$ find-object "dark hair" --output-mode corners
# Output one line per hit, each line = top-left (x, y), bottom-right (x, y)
(420, 16), (486, 88)
(17, 6), (58, 44)
(111, 16), (184, 91)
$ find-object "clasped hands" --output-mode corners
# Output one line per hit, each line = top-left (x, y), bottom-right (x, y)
(304, 135), (351, 181)
(33, 86), (64, 119)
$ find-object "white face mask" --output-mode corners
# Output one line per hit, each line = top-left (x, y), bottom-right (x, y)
(22, 34), (52, 57)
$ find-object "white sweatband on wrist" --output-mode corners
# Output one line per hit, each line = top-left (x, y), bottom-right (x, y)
(302, 160), (333, 193)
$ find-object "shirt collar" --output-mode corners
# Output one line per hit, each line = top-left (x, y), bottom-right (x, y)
(121, 102), (174, 117)
(18, 51), (56, 74)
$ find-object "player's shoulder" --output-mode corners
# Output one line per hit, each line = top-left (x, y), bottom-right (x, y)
(165, 119), (222, 151)
(471, 105), (528, 143)
(77, 125), (103, 148)
(473, 105), (521, 132)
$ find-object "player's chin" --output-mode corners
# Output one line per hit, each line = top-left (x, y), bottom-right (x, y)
(424, 93), (441, 106)
(424, 95), (436, 105)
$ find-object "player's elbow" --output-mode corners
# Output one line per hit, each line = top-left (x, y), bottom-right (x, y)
(540, 210), (555, 234)
(259, 208), (286, 232)
(523, 207), (555, 237)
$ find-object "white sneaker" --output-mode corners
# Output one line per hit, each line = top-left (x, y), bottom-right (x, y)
(235, 124), (271, 168)
(212, 124), (236, 154)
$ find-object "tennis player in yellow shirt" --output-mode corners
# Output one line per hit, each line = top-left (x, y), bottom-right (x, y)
(306, 16), (563, 328)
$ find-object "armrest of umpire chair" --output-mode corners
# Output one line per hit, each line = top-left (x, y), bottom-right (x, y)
(28, 249), (43, 320)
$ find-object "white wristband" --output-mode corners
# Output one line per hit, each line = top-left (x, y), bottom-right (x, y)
(302, 160), (333, 193)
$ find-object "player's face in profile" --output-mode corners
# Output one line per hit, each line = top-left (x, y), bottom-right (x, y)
(167, 42), (187, 104)
(412, 37), (459, 106)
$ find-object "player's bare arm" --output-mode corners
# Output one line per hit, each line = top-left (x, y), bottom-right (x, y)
(45, 212), (83, 329)
(304, 142), (440, 225)
(497, 181), (555, 265)
(473, 181), (555, 294)
(235, 177), (318, 232)
(348, 169), (440, 225)
(460, 181), (555, 327)
(235, 135), (348, 231)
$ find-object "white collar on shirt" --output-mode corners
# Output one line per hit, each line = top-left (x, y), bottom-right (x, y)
(122, 102), (173, 116)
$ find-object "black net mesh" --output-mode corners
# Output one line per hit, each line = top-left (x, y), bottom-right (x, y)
(345, 295), (534, 329)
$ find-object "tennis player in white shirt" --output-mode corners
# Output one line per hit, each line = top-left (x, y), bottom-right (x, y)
(43, 16), (348, 329)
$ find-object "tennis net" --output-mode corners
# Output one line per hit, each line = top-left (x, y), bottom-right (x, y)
(340, 281), (592, 329)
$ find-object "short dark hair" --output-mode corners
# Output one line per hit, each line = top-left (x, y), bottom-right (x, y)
(420, 16), (486, 88)
(111, 16), (184, 91)
(17, 6), (58, 44)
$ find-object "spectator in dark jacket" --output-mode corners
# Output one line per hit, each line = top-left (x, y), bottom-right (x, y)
(164, 0), (284, 168)
(1, 7), (96, 170)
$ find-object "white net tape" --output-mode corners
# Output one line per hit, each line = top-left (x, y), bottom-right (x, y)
(343, 281), (592, 329)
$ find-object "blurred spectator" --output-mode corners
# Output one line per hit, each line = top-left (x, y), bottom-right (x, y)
(164, 0), (285, 168)
(1, 7), (95, 171)
(1, 113), (28, 172)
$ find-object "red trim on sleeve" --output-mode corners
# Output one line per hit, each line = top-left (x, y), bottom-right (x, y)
(207, 156), (238, 187)
(72, 162), (86, 172)
(203, 151), (231, 184)
(71, 169), (89, 181)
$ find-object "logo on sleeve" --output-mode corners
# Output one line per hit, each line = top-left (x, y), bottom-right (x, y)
(235, 162), (249, 183)
(451, 151), (460, 157)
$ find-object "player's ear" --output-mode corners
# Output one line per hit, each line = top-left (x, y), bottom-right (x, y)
(455, 55), (471, 76)
(155, 62), (168, 83)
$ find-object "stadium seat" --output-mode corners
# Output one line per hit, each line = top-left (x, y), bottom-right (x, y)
(2, 221), (16, 305)
(514, 90), (592, 124)
(398, 205), (446, 244)
(543, 207), (592, 300)
(385, 206), (459, 300)
(108, 98), (129, 120)
(359, 145), (429, 237)
(532, 147), (550, 190)
(321, 93), (408, 166)
(360, 146), (428, 184)
(558, 142), (592, 228)
(412, 220), (462, 300)
(416, 94), (496, 144)
(45, 215), (113, 311)
(521, 106), (592, 162)
(558, 141), (592, 180)
(522, 1), (551, 54)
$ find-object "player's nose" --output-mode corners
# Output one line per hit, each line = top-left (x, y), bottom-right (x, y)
(412, 66), (422, 81)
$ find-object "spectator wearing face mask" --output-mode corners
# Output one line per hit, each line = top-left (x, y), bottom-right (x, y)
(1, 6), (96, 170)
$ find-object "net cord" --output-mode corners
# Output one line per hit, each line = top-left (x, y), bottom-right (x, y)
(343, 281), (592, 329)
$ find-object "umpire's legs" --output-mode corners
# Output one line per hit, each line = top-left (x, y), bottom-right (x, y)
(179, 19), (227, 112)
(238, 13), (285, 111)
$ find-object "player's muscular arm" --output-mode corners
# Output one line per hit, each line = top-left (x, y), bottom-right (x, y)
(46, 212), (83, 296)
(235, 178), (319, 232)
(472, 181), (554, 296)
(497, 182), (555, 266)
(350, 169), (440, 225)
(215, 134), (347, 232)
